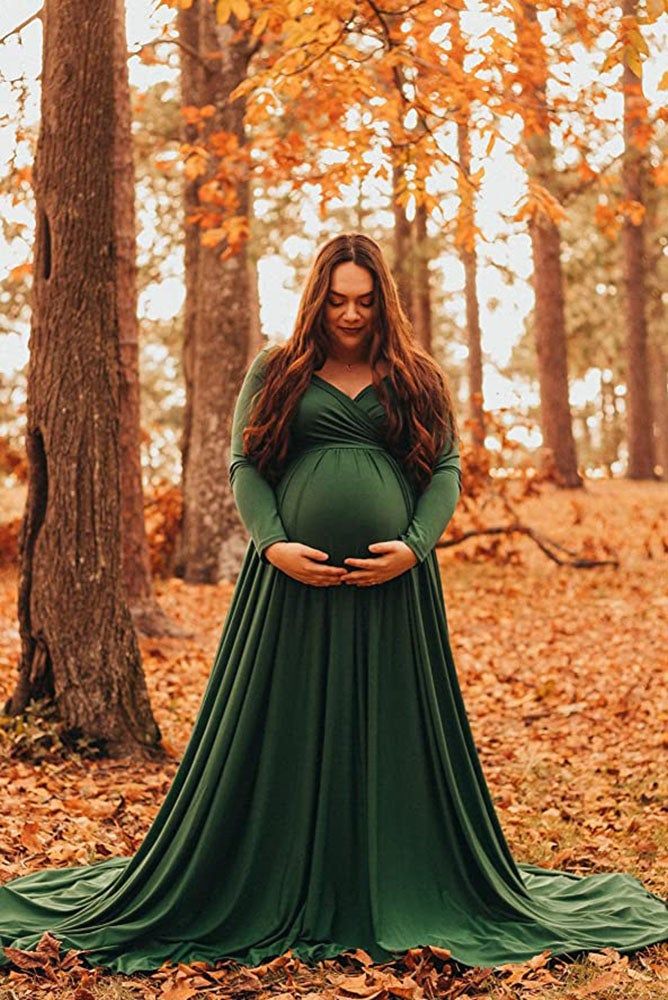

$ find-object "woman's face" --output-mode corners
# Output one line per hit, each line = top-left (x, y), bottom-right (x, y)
(324, 261), (375, 355)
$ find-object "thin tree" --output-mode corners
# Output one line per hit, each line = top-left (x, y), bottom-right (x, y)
(392, 158), (414, 322)
(450, 13), (485, 449)
(620, 0), (656, 479)
(513, 2), (582, 488)
(5, 0), (161, 756)
(180, 2), (255, 582)
(114, 0), (181, 635)
(173, 0), (204, 579)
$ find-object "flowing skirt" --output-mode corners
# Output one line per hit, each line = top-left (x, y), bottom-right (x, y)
(1, 544), (667, 974)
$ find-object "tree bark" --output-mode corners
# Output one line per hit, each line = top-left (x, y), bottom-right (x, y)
(6, 0), (161, 757)
(518, 2), (581, 488)
(114, 0), (180, 636)
(181, 3), (254, 582)
(621, 0), (656, 479)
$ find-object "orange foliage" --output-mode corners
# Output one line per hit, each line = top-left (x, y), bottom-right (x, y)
(146, 0), (662, 266)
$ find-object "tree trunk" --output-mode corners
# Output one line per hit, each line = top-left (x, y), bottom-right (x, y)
(621, 0), (656, 479)
(172, 0), (204, 579)
(6, 0), (161, 757)
(457, 115), (485, 447)
(247, 192), (264, 364)
(649, 340), (668, 480)
(600, 372), (618, 474)
(392, 159), (414, 322)
(181, 3), (254, 582)
(412, 201), (432, 353)
(114, 0), (181, 636)
(518, 2), (581, 488)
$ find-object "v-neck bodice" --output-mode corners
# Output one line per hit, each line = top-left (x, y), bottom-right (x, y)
(310, 371), (391, 404)
(276, 372), (414, 565)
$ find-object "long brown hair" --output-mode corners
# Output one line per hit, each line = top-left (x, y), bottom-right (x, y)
(243, 232), (459, 493)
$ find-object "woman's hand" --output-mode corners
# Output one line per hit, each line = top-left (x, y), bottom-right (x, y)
(264, 541), (349, 587)
(342, 540), (418, 586)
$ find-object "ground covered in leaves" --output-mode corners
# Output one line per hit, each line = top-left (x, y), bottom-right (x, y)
(0, 478), (666, 999)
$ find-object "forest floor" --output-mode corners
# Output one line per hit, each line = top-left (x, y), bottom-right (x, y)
(0, 477), (666, 999)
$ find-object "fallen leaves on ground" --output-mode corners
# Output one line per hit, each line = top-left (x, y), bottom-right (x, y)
(0, 479), (666, 999)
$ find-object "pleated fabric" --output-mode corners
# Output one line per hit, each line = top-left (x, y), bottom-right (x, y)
(1, 370), (666, 975)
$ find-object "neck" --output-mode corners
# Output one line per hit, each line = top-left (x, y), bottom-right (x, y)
(326, 346), (370, 366)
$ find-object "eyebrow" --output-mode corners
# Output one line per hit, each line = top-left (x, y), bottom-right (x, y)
(328, 290), (374, 298)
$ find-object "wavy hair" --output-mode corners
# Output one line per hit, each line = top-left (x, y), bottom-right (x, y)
(242, 232), (459, 493)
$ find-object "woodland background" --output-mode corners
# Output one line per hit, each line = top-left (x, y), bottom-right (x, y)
(0, 0), (667, 997)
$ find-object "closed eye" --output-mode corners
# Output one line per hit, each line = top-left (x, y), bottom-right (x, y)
(329, 297), (374, 306)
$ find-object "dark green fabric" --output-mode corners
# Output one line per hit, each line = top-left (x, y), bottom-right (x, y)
(1, 347), (666, 975)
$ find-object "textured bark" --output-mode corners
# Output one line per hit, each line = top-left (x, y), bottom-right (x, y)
(181, 4), (253, 583)
(621, 0), (656, 479)
(457, 117), (485, 447)
(412, 201), (432, 354)
(6, 0), (161, 756)
(519, 3), (581, 488)
(114, 0), (178, 636)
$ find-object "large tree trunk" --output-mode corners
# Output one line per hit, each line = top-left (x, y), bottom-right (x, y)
(172, 0), (204, 579)
(517, 3), (581, 488)
(621, 0), (656, 479)
(181, 4), (254, 582)
(114, 0), (180, 636)
(6, 0), (161, 757)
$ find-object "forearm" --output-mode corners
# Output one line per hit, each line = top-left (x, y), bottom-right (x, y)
(229, 347), (289, 563)
(398, 440), (462, 564)
(229, 463), (289, 562)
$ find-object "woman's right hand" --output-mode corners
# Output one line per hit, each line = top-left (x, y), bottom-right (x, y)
(263, 541), (349, 587)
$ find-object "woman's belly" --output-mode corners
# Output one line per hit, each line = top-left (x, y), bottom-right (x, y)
(275, 445), (414, 567)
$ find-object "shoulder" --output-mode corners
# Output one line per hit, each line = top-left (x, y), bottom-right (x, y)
(245, 343), (279, 381)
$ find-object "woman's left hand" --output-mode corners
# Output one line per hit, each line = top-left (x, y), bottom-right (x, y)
(343, 540), (418, 586)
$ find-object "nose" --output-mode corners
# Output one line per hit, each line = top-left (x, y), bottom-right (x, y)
(344, 302), (360, 321)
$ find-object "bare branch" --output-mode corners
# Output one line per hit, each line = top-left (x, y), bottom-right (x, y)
(0, 8), (43, 46)
(436, 525), (620, 569)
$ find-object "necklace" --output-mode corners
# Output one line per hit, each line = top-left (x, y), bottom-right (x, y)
(329, 359), (364, 371)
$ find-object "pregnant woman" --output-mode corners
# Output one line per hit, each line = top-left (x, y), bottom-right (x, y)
(1, 232), (667, 975)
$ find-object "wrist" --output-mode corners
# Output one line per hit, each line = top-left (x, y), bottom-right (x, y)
(262, 540), (289, 564)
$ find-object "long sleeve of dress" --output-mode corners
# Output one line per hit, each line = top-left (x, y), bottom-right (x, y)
(229, 347), (290, 563)
(397, 434), (462, 565)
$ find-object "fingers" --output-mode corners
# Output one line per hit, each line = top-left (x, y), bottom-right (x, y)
(301, 545), (330, 560)
(343, 557), (383, 568)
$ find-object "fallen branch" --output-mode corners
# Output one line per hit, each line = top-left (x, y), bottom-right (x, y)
(436, 524), (619, 569)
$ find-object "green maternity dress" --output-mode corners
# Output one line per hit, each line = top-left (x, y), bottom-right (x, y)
(1, 344), (667, 975)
